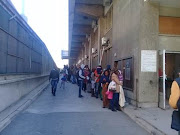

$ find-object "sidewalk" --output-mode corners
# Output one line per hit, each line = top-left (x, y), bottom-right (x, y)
(0, 81), (49, 132)
(122, 104), (177, 135)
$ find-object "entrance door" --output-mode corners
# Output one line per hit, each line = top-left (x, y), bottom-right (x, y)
(159, 50), (166, 109)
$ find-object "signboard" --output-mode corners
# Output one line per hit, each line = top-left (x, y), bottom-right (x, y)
(61, 50), (69, 59)
(141, 50), (157, 72)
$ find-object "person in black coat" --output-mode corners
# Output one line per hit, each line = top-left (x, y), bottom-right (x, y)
(49, 68), (59, 96)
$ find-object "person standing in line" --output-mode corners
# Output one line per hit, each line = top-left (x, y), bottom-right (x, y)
(63, 65), (68, 82)
(83, 65), (90, 92)
(118, 70), (126, 108)
(94, 65), (103, 98)
(106, 65), (111, 73)
(78, 64), (88, 98)
(169, 70), (180, 134)
(100, 70), (110, 108)
(72, 65), (77, 84)
(49, 68), (59, 96)
(67, 66), (71, 82)
(110, 69), (122, 111)
(76, 64), (80, 86)
(91, 68), (96, 97)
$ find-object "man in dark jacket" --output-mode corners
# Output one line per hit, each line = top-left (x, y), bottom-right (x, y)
(49, 68), (59, 96)
(169, 69), (180, 133)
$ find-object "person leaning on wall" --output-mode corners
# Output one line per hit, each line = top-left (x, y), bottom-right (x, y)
(169, 69), (180, 133)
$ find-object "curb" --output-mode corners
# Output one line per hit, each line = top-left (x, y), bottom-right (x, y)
(121, 108), (167, 135)
(0, 81), (49, 132)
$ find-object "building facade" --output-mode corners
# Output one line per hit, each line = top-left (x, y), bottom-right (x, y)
(68, 0), (180, 109)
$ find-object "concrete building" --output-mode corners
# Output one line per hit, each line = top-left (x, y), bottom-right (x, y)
(68, 0), (180, 109)
(0, 0), (55, 113)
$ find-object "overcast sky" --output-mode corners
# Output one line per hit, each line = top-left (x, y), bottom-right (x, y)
(11, 0), (68, 68)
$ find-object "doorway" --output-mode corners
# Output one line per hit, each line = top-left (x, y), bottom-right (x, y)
(159, 50), (180, 109)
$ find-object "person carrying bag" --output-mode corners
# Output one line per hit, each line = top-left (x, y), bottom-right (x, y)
(169, 70), (180, 133)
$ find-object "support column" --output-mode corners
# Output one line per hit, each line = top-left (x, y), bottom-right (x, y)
(97, 19), (101, 65)
(138, 1), (159, 108)
(89, 35), (92, 69)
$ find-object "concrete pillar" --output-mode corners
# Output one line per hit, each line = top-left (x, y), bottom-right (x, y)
(89, 35), (92, 69)
(138, 1), (159, 107)
(97, 19), (101, 65)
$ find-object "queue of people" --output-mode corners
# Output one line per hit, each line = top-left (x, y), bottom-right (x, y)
(72, 63), (126, 112)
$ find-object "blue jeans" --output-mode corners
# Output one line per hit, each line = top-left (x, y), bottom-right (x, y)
(79, 80), (83, 97)
(95, 82), (100, 98)
(60, 81), (65, 89)
(51, 80), (58, 94)
(110, 93), (120, 110)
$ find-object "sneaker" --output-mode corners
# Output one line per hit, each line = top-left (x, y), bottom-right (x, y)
(116, 108), (121, 111)
(111, 109), (117, 112)
(79, 95), (83, 98)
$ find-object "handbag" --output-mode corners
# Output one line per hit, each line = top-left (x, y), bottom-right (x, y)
(171, 99), (180, 131)
(108, 81), (116, 92)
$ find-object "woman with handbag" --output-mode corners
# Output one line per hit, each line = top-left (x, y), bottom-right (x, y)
(169, 70), (180, 133)
(109, 69), (123, 111)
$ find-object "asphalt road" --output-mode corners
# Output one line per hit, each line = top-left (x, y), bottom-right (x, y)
(1, 81), (149, 135)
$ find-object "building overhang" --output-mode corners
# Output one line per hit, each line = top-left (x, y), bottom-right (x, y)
(68, 0), (105, 60)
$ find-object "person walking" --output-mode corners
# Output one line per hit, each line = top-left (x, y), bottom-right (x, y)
(110, 69), (122, 111)
(100, 70), (110, 108)
(169, 70), (180, 134)
(49, 68), (59, 96)
(60, 73), (66, 89)
(78, 64), (88, 98)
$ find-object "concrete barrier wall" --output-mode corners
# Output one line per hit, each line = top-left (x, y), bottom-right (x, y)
(0, 1), (55, 113)
(0, 75), (49, 112)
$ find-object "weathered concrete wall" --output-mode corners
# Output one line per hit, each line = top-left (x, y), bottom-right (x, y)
(112, 0), (141, 104)
(138, 1), (159, 107)
(112, 0), (160, 107)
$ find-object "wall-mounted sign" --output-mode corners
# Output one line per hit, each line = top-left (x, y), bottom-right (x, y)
(141, 50), (157, 72)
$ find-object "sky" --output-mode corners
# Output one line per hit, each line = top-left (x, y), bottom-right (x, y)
(11, 0), (68, 68)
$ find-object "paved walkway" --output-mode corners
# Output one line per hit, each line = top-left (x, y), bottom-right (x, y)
(1, 82), (149, 135)
(123, 105), (177, 135)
